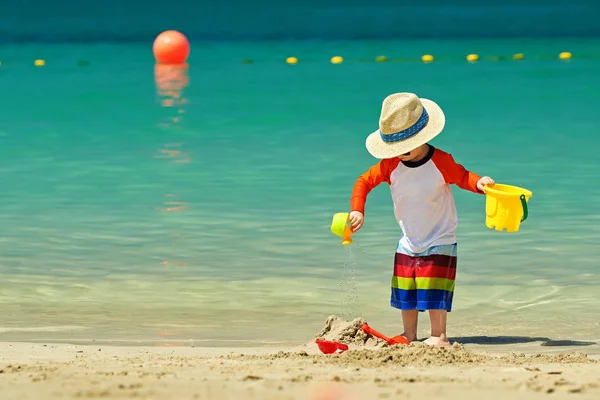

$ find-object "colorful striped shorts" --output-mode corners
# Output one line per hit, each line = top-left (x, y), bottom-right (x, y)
(390, 242), (457, 312)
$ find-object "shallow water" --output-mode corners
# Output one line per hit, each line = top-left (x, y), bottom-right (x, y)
(1, 39), (599, 350)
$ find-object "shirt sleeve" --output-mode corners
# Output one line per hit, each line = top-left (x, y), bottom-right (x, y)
(350, 158), (399, 214)
(431, 149), (483, 194)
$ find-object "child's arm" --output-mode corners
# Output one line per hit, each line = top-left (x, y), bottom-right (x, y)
(431, 149), (485, 194)
(350, 158), (399, 214)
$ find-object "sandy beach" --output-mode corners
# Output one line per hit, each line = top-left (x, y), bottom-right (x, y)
(1, 317), (599, 400)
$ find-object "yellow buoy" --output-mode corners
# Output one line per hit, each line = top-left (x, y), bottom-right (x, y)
(466, 54), (479, 62)
(34, 59), (45, 67)
(512, 53), (525, 60)
(331, 56), (343, 64)
(559, 51), (572, 60)
(286, 56), (298, 65)
(421, 54), (434, 63)
(375, 55), (388, 63)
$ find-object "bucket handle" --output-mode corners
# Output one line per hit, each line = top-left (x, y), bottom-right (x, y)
(520, 194), (528, 222)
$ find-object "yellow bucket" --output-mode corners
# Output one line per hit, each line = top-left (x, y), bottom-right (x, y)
(330, 212), (353, 245)
(483, 184), (532, 232)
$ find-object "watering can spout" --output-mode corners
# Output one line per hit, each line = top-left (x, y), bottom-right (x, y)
(342, 230), (353, 246)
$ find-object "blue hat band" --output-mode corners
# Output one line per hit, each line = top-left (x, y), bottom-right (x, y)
(379, 108), (429, 143)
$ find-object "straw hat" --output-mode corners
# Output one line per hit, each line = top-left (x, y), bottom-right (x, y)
(365, 93), (445, 159)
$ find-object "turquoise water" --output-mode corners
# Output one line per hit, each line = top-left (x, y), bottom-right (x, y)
(3, 0), (599, 40)
(1, 38), (599, 347)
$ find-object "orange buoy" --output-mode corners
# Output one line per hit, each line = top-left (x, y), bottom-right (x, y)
(153, 30), (190, 64)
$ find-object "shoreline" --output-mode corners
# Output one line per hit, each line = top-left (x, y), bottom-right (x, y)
(1, 327), (599, 353)
(1, 341), (599, 400)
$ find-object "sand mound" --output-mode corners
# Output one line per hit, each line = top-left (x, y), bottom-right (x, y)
(313, 315), (387, 347)
(248, 343), (595, 369)
(224, 315), (597, 371)
(332, 342), (490, 367)
(304, 315), (597, 368)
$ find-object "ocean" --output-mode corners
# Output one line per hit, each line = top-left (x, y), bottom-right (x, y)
(1, 38), (599, 349)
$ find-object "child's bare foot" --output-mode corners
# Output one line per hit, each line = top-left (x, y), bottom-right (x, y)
(400, 333), (416, 343)
(423, 333), (450, 347)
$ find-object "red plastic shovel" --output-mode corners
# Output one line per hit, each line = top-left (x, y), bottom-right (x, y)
(362, 323), (409, 345)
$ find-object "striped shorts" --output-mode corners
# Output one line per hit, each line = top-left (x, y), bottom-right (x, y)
(390, 242), (457, 312)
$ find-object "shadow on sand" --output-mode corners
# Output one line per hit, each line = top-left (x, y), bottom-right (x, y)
(451, 336), (597, 347)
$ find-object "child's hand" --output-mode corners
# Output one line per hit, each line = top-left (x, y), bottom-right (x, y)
(477, 176), (496, 192)
(349, 211), (364, 232)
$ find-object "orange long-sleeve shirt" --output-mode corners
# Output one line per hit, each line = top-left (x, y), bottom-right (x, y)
(350, 146), (483, 252)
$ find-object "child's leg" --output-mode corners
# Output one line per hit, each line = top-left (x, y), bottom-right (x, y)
(424, 310), (449, 346)
(390, 247), (418, 342)
(413, 244), (457, 347)
(401, 309), (418, 342)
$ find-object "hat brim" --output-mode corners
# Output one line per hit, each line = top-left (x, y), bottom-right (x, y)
(365, 98), (445, 159)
